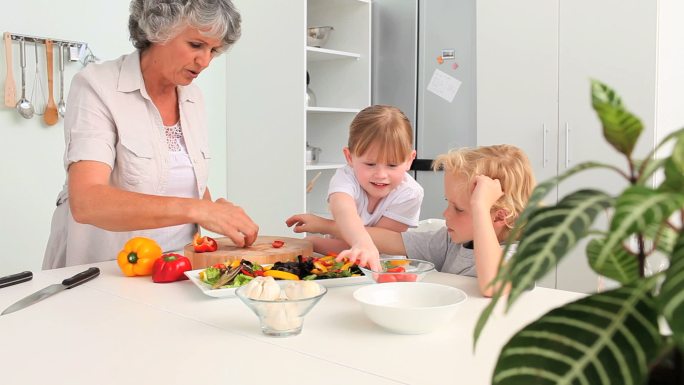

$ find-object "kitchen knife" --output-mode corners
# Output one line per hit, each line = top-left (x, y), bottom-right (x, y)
(0, 271), (33, 289)
(1, 267), (100, 316)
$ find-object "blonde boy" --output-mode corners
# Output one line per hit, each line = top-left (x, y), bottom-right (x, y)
(287, 144), (535, 297)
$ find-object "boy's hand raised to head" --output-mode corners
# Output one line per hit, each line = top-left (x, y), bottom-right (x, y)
(285, 213), (335, 235)
(470, 175), (504, 211)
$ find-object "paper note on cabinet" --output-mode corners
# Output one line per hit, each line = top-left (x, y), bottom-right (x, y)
(427, 69), (461, 103)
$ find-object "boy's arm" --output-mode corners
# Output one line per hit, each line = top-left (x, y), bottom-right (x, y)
(365, 227), (407, 256)
(286, 212), (408, 257)
(471, 175), (506, 297)
(374, 216), (409, 233)
(328, 193), (381, 270)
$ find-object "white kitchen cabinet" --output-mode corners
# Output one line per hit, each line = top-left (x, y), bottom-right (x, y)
(476, 0), (659, 292)
(226, 0), (370, 234)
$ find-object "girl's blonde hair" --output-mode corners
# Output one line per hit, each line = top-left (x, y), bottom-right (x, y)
(433, 144), (535, 228)
(348, 105), (414, 164)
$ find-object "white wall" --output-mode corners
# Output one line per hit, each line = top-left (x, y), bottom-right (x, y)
(656, 0), (684, 148)
(0, 0), (228, 276)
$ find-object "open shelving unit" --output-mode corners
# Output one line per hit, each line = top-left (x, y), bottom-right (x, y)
(305, 0), (370, 216)
(225, 0), (370, 235)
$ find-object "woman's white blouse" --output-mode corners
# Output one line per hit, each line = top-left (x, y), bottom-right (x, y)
(43, 51), (210, 269)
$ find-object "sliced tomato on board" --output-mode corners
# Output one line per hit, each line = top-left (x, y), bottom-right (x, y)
(271, 240), (285, 248)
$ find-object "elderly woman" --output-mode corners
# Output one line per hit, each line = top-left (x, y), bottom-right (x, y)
(43, 0), (259, 269)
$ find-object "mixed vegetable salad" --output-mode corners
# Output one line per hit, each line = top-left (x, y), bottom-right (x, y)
(199, 255), (363, 289)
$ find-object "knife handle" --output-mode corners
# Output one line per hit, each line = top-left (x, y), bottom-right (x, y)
(62, 267), (100, 289)
(0, 271), (33, 288)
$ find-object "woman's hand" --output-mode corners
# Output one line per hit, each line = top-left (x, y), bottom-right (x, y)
(198, 198), (259, 247)
(285, 214), (335, 235)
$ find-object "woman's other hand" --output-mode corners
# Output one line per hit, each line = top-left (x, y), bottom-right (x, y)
(199, 198), (258, 247)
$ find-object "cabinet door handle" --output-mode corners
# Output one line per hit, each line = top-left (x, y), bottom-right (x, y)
(542, 123), (548, 168)
(565, 123), (571, 168)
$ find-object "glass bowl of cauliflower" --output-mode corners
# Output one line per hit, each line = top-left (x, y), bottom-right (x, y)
(235, 276), (327, 337)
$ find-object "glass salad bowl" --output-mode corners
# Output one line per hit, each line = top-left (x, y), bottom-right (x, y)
(235, 278), (327, 337)
(358, 258), (436, 283)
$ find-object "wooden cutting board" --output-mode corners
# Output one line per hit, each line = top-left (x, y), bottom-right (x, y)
(183, 236), (313, 270)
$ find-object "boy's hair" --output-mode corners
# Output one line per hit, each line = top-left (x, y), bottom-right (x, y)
(348, 105), (414, 164)
(433, 144), (535, 228)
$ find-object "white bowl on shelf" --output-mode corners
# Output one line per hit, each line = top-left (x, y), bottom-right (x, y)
(353, 282), (467, 334)
(307, 26), (334, 47)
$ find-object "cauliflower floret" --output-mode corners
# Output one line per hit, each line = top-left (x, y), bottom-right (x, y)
(284, 281), (321, 300)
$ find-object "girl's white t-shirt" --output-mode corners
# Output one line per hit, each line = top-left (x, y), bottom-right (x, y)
(327, 165), (424, 227)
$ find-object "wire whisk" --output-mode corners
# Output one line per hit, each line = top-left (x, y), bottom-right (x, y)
(30, 41), (46, 116)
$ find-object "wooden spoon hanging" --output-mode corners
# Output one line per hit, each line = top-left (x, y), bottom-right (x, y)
(3, 32), (16, 108)
(44, 39), (59, 126)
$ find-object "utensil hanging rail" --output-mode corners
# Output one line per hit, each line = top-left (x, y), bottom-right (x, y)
(8, 32), (85, 49)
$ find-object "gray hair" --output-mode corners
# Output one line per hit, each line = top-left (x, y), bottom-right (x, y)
(128, 0), (241, 53)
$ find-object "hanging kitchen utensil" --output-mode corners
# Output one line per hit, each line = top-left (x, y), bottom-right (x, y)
(3, 32), (16, 108)
(57, 43), (66, 117)
(1, 267), (100, 316)
(43, 39), (59, 126)
(30, 41), (45, 115)
(15, 38), (34, 119)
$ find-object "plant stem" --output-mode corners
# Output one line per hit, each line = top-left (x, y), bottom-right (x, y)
(638, 233), (646, 278)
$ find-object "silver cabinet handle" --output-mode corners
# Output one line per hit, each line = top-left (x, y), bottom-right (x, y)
(565, 123), (571, 168)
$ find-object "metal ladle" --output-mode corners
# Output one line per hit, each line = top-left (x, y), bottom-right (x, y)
(57, 43), (66, 117)
(16, 38), (34, 119)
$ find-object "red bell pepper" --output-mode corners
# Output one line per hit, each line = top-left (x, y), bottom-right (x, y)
(152, 253), (192, 283)
(193, 233), (218, 253)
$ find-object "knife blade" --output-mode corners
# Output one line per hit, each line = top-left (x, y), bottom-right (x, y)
(1, 267), (100, 316)
(0, 271), (33, 288)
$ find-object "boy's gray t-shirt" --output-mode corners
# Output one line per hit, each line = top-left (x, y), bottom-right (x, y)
(401, 227), (516, 277)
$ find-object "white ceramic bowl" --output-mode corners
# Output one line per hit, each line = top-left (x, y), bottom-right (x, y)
(307, 26), (334, 47)
(353, 282), (467, 334)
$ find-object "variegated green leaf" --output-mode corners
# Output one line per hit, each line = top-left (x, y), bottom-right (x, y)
(658, 230), (684, 350)
(642, 222), (678, 255)
(494, 280), (664, 385)
(672, 134), (684, 172)
(659, 157), (684, 193)
(637, 127), (684, 185)
(506, 190), (613, 309)
(587, 238), (639, 284)
(593, 187), (684, 272)
(591, 80), (643, 157)
(636, 156), (667, 186)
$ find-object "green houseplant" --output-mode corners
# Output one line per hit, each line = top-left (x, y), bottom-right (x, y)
(474, 80), (684, 384)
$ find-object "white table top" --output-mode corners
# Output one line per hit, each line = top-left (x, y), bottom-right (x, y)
(0, 262), (584, 385)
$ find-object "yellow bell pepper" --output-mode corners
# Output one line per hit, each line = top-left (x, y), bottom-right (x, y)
(264, 270), (300, 280)
(117, 237), (162, 277)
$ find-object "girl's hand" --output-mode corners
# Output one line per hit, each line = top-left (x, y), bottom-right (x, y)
(470, 175), (504, 211)
(338, 242), (381, 272)
(285, 214), (334, 235)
